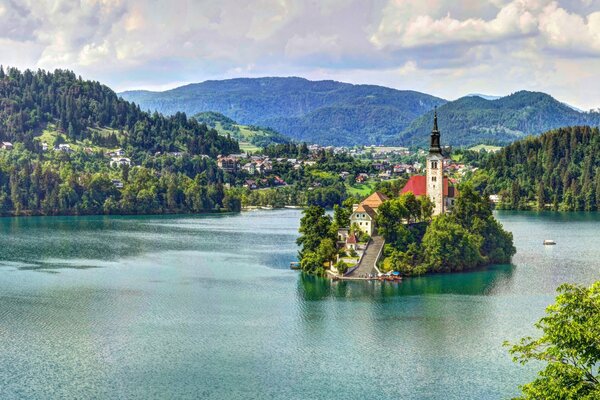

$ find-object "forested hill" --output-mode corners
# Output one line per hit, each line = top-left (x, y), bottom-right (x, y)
(0, 67), (239, 156)
(119, 77), (446, 146)
(394, 91), (600, 147)
(470, 125), (600, 211)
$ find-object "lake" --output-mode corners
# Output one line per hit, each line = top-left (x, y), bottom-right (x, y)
(0, 210), (598, 399)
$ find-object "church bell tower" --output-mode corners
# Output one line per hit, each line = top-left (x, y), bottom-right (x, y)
(426, 109), (445, 215)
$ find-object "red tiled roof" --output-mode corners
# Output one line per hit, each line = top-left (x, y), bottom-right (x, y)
(400, 175), (456, 197)
(361, 191), (389, 209)
(400, 175), (427, 196)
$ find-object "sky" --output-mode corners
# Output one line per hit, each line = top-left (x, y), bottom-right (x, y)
(1, 0), (600, 110)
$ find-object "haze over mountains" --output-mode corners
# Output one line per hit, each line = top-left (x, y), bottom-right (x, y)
(120, 77), (600, 147)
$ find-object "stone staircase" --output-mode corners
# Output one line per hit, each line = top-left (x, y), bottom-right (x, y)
(347, 236), (385, 277)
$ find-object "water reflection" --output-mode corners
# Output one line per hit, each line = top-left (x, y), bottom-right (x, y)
(297, 264), (516, 301)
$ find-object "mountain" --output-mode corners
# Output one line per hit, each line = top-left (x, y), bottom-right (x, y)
(0, 67), (239, 157)
(194, 111), (290, 152)
(393, 91), (600, 147)
(466, 93), (502, 100)
(119, 77), (446, 146)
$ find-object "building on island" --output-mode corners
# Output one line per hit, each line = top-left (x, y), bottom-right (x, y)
(400, 110), (457, 215)
(349, 191), (389, 236)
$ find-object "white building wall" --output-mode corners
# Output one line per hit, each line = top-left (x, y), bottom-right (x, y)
(426, 153), (445, 216)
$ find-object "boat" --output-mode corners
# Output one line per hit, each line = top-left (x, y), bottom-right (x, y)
(543, 240), (556, 245)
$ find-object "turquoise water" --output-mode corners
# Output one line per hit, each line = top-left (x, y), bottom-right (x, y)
(0, 210), (598, 399)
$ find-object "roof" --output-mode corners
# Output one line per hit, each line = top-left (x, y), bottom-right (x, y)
(360, 191), (389, 209)
(400, 176), (456, 197)
(354, 204), (377, 219)
(346, 233), (357, 244)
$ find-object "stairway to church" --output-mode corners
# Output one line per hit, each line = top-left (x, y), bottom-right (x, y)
(347, 235), (385, 277)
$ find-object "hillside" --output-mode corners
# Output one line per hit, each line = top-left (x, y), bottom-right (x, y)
(194, 111), (290, 152)
(0, 67), (239, 157)
(394, 91), (600, 147)
(0, 67), (243, 216)
(470, 125), (600, 211)
(120, 77), (446, 146)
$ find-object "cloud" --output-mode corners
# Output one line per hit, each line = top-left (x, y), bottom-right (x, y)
(538, 2), (600, 54)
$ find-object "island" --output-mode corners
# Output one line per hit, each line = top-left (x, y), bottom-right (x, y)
(297, 113), (516, 278)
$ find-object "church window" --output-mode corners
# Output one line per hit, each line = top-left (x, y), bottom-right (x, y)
(431, 161), (438, 169)
(432, 176), (437, 182)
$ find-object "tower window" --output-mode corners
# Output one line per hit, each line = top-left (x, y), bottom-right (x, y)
(431, 161), (438, 169)
(432, 176), (437, 182)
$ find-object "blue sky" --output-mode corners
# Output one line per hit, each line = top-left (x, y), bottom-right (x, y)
(1, 0), (599, 110)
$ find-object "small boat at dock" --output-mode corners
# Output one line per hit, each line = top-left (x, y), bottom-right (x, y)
(543, 240), (556, 245)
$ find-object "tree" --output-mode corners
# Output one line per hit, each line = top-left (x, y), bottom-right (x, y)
(316, 238), (337, 268)
(507, 282), (600, 399)
(296, 206), (334, 258)
(421, 214), (484, 272)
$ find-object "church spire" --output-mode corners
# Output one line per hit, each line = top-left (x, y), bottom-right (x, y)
(429, 107), (442, 154)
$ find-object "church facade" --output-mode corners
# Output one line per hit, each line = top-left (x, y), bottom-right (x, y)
(400, 111), (457, 215)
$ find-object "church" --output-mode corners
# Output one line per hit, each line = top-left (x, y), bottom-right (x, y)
(400, 111), (457, 215)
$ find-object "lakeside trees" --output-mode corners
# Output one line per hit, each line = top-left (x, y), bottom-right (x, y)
(297, 206), (337, 275)
(472, 126), (600, 211)
(507, 282), (600, 399)
(0, 146), (238, 216)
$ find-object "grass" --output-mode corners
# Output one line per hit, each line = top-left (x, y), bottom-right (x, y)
(346, 180), (377, 197)
(239, 142), (261, 153)
(34, 123), (118, 153)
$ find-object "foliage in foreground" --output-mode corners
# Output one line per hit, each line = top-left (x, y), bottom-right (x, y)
(507, 282), (600, 399)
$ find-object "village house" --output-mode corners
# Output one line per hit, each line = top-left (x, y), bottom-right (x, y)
(111, 157), (131, 167)
(41, 142), (49, 151)
(106, 148), (125, 157)
(56, 144), (72, 153)
(217, 155), (239, 173)
(350, 191), (389, 236)
(400, 111), (458, 215)
(242, 162), (256, 174)
(355, 173), (369, 183)
(1, 142), (13, 150)
(111, 179), (124, 189)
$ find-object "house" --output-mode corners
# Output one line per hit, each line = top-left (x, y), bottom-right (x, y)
(242, 163), (256, 174)
(41, 142), (49, 151)
(217, 156), (239, 173)
(111, 157), (131, 167)
(1, 142), (13, 150)
(400, 111), (458, 215)
(107, 148), (125, 157)
(111, 179), (124, 189)
(57, 144), (72, 153)
(349, 192), (389, 236)
(350, 204), (377, 236)
(244, 179), (258, 189)
(345, 232), (358, 251)
(489, 194), (502, 204)
(273, 176), (286, 186)
(355, 173), (369, 183)
(378, 170), (392, 180)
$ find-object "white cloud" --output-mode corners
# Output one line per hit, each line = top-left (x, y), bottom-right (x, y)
(0, 0), (599, 110)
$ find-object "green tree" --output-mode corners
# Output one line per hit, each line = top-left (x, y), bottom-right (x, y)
(507, 282), (600, 399)
(296, 206), (334, 258)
